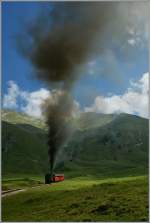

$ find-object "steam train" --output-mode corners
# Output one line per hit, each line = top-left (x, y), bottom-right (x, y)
(45, 173), (64, 184)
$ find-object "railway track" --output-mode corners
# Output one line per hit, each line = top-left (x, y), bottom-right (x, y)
(2, 188), (26, 197)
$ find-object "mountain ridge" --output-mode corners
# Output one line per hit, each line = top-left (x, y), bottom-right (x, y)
(2, 110), (148, 177)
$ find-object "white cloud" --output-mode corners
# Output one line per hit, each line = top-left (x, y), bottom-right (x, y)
(3, 81), (20, 109)
(3, 73), (149, 119)
(21, 88), (51, 118)
(3, 81), (80, 119)
(72, 100), (81, 118)
(127, 39), (136, 46)
(85, 72), (149, 118)
(124, 3), (149, 49)
(3, 81), (50, 118)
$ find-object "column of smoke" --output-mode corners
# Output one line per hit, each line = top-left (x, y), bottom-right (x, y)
(44, 89), (74, 175)
(18, 2), (147, 176)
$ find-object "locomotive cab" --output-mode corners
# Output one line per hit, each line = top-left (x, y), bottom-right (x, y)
(52, 174), (64, 182)
(45, 173), (64, 184)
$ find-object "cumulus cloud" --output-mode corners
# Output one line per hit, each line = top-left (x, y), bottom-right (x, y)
(127, 39), (136, 46)
(85, 73), (149, 118)
(3, 81), (20, 109)
(72, 100), (81, 118)
(121, 3), (149, 49)
(3, 81), (50, 118)
(21, 88), (51, 118)
(3, 73), (149, 119)
(3, 81), (80, 119)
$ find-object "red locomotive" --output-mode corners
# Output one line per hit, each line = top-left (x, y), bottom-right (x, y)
(52, 174), (64, 182)
(45, 173), (64, 184)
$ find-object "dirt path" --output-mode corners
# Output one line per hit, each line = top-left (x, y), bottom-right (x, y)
(2, 185), (44, 198)
(2, 189), (27, 197)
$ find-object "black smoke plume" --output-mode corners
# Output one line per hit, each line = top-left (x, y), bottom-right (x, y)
(44, 90), (74, 174)
(17, 2), (147, 175)
(18, 2), (117, 174)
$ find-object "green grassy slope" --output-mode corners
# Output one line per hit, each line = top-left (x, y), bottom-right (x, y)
(2, 175), (148, 221)
(59, 114), (148, 177)
(2, 110), (148, 178)
(2, 121), (48, 176)
(2, 111), (149, 222)
(72, 112), (115, 130)
(2, 177), (43, 191)
(2, 109), (46, 130)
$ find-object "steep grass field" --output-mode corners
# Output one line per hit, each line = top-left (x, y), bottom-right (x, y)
(2, 121), (49, 175)
(58, 113), (148, 178)
(2, 175), (148, 222)
(2, 110), (149, 221)
(2, 109), (46, 130)
(2, 110), (148, 178)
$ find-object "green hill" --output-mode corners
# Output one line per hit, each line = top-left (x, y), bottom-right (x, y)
(71, 112), (115, 130)
(2, 110), (48, 176)
(2, 110), (148, 178)
(2, 109), (46, 130)
(60, 113), (148, 178)
(2, 121), (48, 176)
(2, 110), (149, 222)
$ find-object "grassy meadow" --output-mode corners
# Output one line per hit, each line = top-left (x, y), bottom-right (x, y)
(2, 110), (149, 221)
(2, 175), (148, 222)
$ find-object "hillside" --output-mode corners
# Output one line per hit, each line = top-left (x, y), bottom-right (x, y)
(2, 109), (47, 130)
(60, 113), (148, 177)
(2, 110), (148, 177)
(2, 121), (48, 176)
(71, 112), (115, 130)
(2, 176), (148, 221)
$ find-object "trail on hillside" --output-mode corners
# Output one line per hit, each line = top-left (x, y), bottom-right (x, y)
(2, 185), (44, 197)
(2, 189), (26, 197)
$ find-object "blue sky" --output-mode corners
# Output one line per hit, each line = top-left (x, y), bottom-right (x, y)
(2, 2), (149, 118)
(2, 2), (46, 93)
